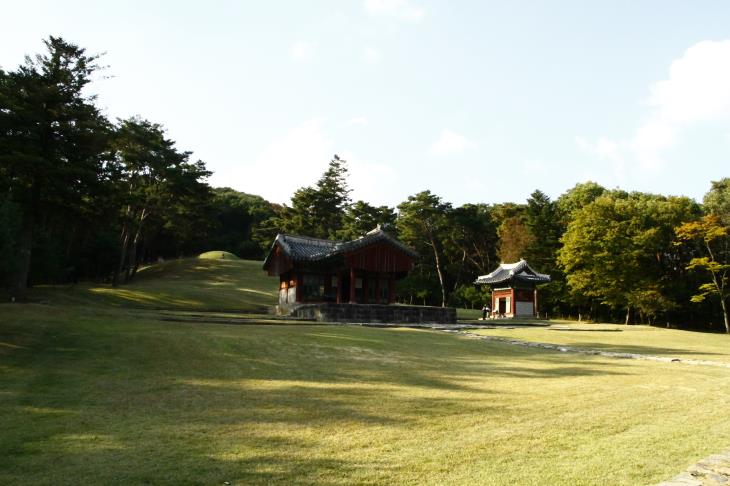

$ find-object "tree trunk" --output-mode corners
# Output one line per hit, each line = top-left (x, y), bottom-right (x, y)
(431, 238), (447, 307)
(721, 298), (730, 334)
(12, 212), (34, 298)
(125, 208), (147, 283)
(625, 305), (631, 325)
(11, 178), (40, 298)
(114, 224), (130, 287)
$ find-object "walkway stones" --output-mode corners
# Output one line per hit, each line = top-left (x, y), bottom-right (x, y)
(657, 449), (730, 485)
(458, 332), (730, 370)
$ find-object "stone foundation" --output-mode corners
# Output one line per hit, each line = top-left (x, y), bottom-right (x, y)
(279, 303), (456, 324)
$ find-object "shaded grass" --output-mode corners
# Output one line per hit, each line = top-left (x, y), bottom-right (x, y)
(2, 305), (730, 485)
(27, 258), (278, 312)
(470, 323), (730, 363)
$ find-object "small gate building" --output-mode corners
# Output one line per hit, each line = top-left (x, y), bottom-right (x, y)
(475, 259), (551, 318)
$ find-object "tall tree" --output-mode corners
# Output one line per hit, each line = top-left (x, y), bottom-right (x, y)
(206, 188), (275, 258)
(559, 192), (698, 324)
(444, 203), (499, 290)
(523, 190), (566, 315)
(397, 191), (452, 307)
(0, 37), (110, 296)
(275, 155), (351, 239)
(112, 117), (210, 284)
(703, 178), (730, 226)
(338, 200), (397, 240)
(676, 214), (730, 333)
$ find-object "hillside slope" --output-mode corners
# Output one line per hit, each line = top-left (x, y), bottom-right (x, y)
(30, 258), (278, 312)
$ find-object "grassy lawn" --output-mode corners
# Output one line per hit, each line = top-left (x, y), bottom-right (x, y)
(26, 258), (278, 312)
(470, 323), (730, 363)
(3, 305), (730, 485)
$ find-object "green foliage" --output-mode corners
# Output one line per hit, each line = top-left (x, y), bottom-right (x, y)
(112, 117), (212, 284)
(444, 203), (499, 276)
(0, 36), (111, 294)
(676, 214), (730, 332)
(558, 192), (699, 322)
(338, 200), (397, 240)
(452, 284), (490, 309)
(703, 178), (730, 226)
(397, 191), (452, 307)
(555, 181), (606, 221)
(274, 155), (351, 239)
(207, 187), (274, 259)
(496, 212), (533, 263)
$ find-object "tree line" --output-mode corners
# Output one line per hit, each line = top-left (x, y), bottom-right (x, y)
(252, 153), (729, 332)
(0, 37), (273, 296)
(2, 37), (728, 332)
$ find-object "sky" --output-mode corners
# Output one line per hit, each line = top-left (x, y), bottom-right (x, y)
(2, 1), (730, 207)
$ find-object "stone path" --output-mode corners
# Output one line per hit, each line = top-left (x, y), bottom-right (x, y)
(456, 332), (730, 369)
(657, 449), (730, 485)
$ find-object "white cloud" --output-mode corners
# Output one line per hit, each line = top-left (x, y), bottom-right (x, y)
(340, 150), (399, 205)
(223, 119), (398, 206)
(576, 136), (623, 163)
(430, 129), (477, 156)
(576, 136), (628, 182)
(346, 116), (369, 127)
(363, 47), (381, 63)
(290, 41), (317, 62)
(635, 40), (730, 169)
(364, 0), (425, 22)
(250, 118), (333, 203)
(578, 39), (730, 174)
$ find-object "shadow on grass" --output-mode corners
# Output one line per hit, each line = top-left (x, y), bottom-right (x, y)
(0, 311), (641, 484)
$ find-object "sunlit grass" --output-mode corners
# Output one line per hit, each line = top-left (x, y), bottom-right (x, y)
(470, 322), (730, 362)
(28, 258), (278, 312)
(2, 304), (730, 485)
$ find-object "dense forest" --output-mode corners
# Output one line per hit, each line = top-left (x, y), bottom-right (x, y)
(1, 38), (728, 332)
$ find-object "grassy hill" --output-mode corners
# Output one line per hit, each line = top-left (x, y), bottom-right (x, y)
(198, 250), (240, 260)
(29, 258), (278, 312)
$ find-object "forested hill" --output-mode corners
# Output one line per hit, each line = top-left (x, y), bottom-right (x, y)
(1, 36), (729, 332)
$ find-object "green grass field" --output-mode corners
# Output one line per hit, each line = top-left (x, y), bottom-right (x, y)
(2, 305), (730, 485)
(28, 258), (278, 312)
(3, 259), (730, 484)
(471, 323), (730, 363)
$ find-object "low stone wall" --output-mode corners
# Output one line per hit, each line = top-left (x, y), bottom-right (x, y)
(283, 303), (456, 324)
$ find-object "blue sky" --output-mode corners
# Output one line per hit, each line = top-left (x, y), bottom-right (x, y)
(2, 1), (730, 207)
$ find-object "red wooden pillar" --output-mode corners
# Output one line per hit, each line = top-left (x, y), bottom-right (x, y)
(349, 267), (356, 303)
(533, 288), (538, 318)
(363, 274), (369, 304)
(388, 276), (395, 304)
(374, 274), (381, 304)
(336, 271), (343, 304)
(511, 288), (516, 316)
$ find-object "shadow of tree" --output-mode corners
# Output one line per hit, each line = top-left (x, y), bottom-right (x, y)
(2, 310), (713, 485)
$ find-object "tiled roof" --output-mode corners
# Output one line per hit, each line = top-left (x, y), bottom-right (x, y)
(474, 259), (551, 285)
(263, 228), (418, 269)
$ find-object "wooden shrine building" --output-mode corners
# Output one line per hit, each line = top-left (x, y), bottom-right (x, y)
(263, 228), (456, 324)
(264, 227), (417, 307)
(475, 259), (551, 318)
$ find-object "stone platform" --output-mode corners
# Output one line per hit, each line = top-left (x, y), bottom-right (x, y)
(279, 303), (457, 324)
